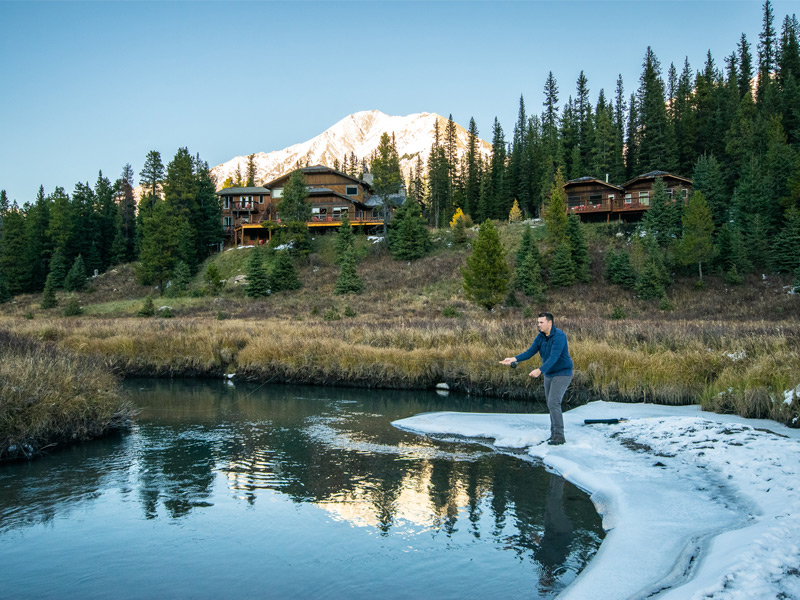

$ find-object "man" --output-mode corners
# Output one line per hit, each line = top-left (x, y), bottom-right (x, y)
(500, 313), (573, 445)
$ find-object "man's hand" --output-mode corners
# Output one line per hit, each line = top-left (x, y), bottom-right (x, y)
(500, 357), (516, 365)
(529, 368), (542, 378)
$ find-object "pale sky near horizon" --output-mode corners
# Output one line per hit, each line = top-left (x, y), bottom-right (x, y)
(0, 0), (795, 204)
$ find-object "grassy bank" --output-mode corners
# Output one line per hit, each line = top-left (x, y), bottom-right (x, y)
(0, 331), (135, 460)
(1, 222), (798, 428)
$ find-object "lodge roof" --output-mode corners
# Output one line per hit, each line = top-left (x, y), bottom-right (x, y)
(215, 187), (270, 196)
(622, 171), (693, 188)
(564, 177), (624, 192)
(264, 165), (371, 190)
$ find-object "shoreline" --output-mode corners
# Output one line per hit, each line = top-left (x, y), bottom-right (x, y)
(393, 402), (800, 599)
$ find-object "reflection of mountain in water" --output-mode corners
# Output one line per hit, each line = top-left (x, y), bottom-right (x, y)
(0, 379), (603, 594)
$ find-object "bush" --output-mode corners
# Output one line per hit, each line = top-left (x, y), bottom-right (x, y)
(137, 296), (155, 317)
(610, 306), (627, 320)
(659, 295), (676, 311)
(323, 306), (341, 321)
(344, 305), (356, 318)
(62, 298), (83, 317)
(158, 306), (174, 318)
(442, 305), (462, 318)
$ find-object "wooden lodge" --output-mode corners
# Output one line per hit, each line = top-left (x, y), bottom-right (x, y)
(217, 165), (394, 247)
(565, 170), (693, 222)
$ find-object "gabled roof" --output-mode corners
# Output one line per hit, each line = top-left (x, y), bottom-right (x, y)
(305, 187), (371, 208)
(564, 177), (623, 192)
(264, 165), (371, 190)
(622, 171), (693, 188)
(215, 186), (270, 196)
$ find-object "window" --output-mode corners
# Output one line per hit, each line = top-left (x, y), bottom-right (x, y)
(346, 185), (358, 196)
(241, 195), (253, 209)
(273, 188), (283, 199)
(311, 207), (328, 220)
(223, 216), (232, 228)
(568, 195), (582, 208)
(625, 193), (632, 204)
(332, 206), (349, 219)
(258, 195), (264, 204)
(639, 191), (650, 206)
(682, 188), (689, 200)
(589, 194), (602, 207)
(223, 198), (230, 210)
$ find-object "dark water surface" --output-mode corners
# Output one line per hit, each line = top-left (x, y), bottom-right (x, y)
(0, 379), (604, 599)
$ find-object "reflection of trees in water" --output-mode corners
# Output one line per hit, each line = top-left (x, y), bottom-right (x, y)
(0, 378), (603, 586)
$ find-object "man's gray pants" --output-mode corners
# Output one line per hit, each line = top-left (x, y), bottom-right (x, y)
(544, 374), (573, 442)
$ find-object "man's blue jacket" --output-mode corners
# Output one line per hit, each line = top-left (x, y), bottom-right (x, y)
(514, 326), (573, 377)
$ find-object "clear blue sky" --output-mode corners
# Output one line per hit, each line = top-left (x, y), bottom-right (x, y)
(0, 0), (795, 204)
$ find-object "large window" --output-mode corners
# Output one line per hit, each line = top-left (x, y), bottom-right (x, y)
(223, 197), (230, 210)
(311, 207), (328, 220)
(273, 188), (283, 199)
(223, 216), (232, 228)
(568, 195), (582, 208)
(332, 206), (349, 219)
(625, 193), (632, 204)
(345, 185), (358, 196)
(589, 194), (602, 206)
(639, 191), (650, 206)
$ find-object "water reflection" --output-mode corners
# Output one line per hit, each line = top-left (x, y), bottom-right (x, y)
(0, 379), (604, 599)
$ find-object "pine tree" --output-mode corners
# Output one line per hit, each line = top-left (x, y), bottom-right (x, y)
(269, 249), (301, 292)
(0, 208), (30, 294)
(40, 273), (57, 309)
(372, 132), (403, 232)
(246, 154), (257, 187)
(543, 168), (569, 249)
(514, 228), (546, 300)
(115, 164), (138, 264)
(677, 192), (717, 280)
(738, 33), (754, 99)
(757, 0), (778, 107)
(166, 260), (192, 296)
(567, 214), (590, 282)
(0, 275), (11, 303)
(140, 151), (165, 200)
(642, 177), (682, 247)
(549, 241), (577, 287)
(692, 154), (728, 228)
(637, 47), (672, 172)
(508, 199), (523, 222)
(334, 245), (363, 295)
(204, 263), (222, 294)
(716, 223), (753, 276)
(277, 169), (311, 223)
(604, 249), (637, 288)
(388, 198), (431, 261)
(462, 219), (509, 310)
(770, 207), (800, 273)
(246, 248), (269, 298)
(64, 255), (88, 292)
(24, 185), (51, 292)
(464, 117), (481, 218)
(611, 75), (628, 183)
(48, 247), (69, 289)
(334, 212), (355, 265)
(137, 200), (181, 291)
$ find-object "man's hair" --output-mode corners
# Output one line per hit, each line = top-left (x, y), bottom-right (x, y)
(538, 312), (554, 323)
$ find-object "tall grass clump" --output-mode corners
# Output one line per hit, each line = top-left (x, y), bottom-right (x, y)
(0, 331), (135, 460)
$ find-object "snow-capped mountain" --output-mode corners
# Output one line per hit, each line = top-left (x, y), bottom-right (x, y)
(210, 110), (492, 188)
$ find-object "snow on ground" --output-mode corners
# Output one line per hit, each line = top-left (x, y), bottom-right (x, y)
(393, 402), (800, 600)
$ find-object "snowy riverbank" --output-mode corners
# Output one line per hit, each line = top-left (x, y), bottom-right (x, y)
(393, 402), (800, 599)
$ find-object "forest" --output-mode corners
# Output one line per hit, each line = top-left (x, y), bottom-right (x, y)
(1, 0), (799, 302)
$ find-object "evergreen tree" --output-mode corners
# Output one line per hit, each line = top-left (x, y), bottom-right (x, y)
(542, 71), (562, 165)
(137, 200), (181, 291)
(115, 164), (137, 263)
(277, 169), (312, 223)
(204, 263), (223, 294)
(0, 275), (11, 303)
(692, 154), (728, 228)
(462, 219), (509, 310)
(48, 246), (69, 289)
(771, 207), (800, 273)
(592, 90), (616, 180)
(508, 199), (523, 222)
(738, 33), (754, 99)
(387, 198), (431, 261)
(372, 132), (403, 232)
(25, 185), (51, 292)
(567, 214), (590, 282)
(677, 192), (717, 280)
(140, 150), (165, 199)
(334, 212), (355, 265)
(514, 227), (545, 300)
(637, 47), (673, 172)
(167, 260), (192, 296)
(642, 177), (682, 247)
(95, 171), (117, 270)
(549, 241), (577, 287)
(193, 156), (224, 263)
(0, 208), (29, 294)
(543, 168), (569, 249)
(246, 154), (257, 187)
(604, 249), (637, 288)
(334, 245), (363, 295)
(625, 92), (640, 179)
(716, 223), (753, 276)
(40, 273), (57, 309)
(464, 117), (481, 217)
(245, 248), (269, 298)
(635, 239), (671, 299)
(611, 74), (628, 183)
(756, 0), (778, 107)
(64, 254), (88, 292)
(269, 249), (301, 292)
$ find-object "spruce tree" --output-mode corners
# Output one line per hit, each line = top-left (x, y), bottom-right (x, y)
(508, 199), (523, 222)
(676, 192), (717, 280)
(334, 245), (363, 295)
(549, 241), (577, 287)
(543, 168), (569, 249)
(277, 170), (311, 223)
(246, 154), (257, 187)
(515, 231), (546, 301)
(0, 208), (29, 294)
(40, 273), (57, 309)
(567, 214), (590, 282)
(48, 247), (69, 289)
(246, 248), (270, 298)
(269, 249), (301, 292)
(692, 154), (728, 228)
(717, 223), (753, 276)
(167, 260), (192, 296)
(771, 207), (800, 273)
(140, 150), (165, 200)
(635, 239), (671, 299)
(0, 276), (11, 303)
(372, 132), (403, 232)
(334, 212), (355, 265)
(604, 249), (637, 288)
(64, 255), (88, 292)
(388, 198), (431, 261)
(462, 219), (509, 310)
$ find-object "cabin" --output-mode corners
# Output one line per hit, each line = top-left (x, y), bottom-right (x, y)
(217, 165), (397, 247)
(564, 177), (623, 221)
(564, 170), (693, 222)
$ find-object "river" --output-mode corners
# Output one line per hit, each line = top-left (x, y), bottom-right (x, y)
(0, 378), (604, 599)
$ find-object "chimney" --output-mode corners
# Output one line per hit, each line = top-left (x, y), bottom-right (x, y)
(605, 173), (609, 183)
